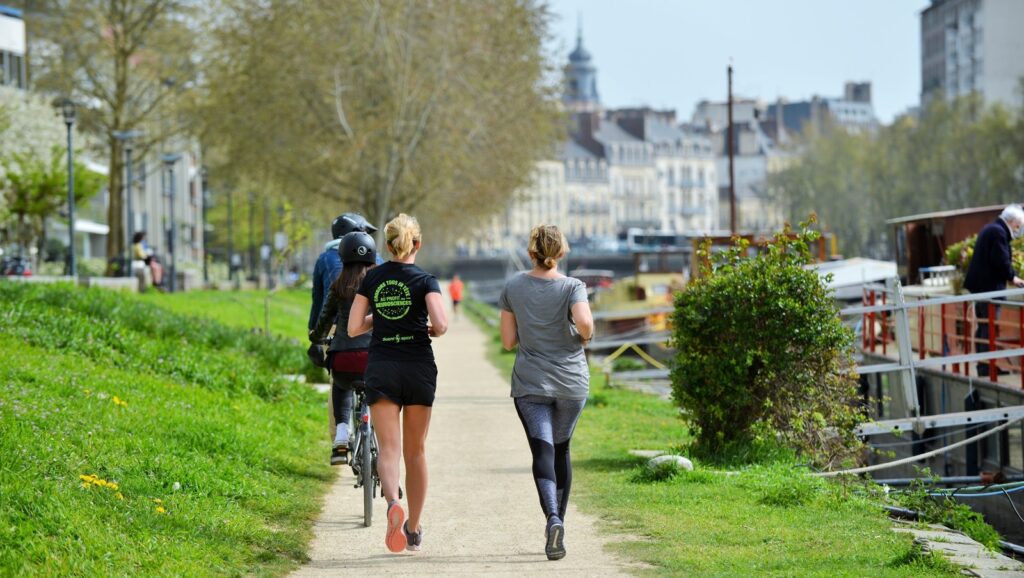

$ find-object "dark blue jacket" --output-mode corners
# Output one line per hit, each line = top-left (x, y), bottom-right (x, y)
(308, 239), (385, 331)
(963, 219), (1016, 294)
(309, 239), (343, 331)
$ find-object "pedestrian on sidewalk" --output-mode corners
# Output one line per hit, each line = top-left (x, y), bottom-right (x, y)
(309, 231), (377, 466)
(449, 274), (464, 319)
(348, 213), (448, 554)
(963, 204), (1024, 377)
(498, 224), (594, 561)
(308, 212), (380, 451)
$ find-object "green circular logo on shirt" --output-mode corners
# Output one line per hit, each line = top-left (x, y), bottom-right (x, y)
(374, 279), (412, 320)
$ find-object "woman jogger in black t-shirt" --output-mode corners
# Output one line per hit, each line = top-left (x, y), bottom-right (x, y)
(348, 213), (448, 553)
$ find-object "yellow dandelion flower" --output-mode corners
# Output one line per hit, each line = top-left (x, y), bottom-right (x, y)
(152, 498), (162, 504)
(116, 492), (124, 500)
(112, 396), (128, 407)
(155, 506), (166, 514)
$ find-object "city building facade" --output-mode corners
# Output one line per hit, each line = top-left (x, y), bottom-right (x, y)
(0, 5), (25, 90)
(921, 0), (1024, 107)
(464, 29), (718, 256)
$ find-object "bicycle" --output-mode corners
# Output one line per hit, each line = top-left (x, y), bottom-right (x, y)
(347, 380), (380, 527)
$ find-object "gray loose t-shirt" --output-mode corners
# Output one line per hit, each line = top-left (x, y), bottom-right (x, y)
(499, 273), (590, 400)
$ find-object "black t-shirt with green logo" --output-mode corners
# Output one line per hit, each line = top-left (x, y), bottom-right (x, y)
(357, 261), (441, 361)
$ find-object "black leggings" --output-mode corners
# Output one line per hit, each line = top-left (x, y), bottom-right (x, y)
(513, 395), (586, 521)
(331, 371), (362, 426)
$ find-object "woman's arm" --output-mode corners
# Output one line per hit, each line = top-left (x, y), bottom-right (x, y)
(347, 294), (373, 337)
(425, 292), (448, 337)
(571, 301), (594, 344)
(310, 291), (340, 342)
(500, 310), (518, 350)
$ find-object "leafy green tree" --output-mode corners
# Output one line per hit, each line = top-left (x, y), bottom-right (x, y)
(1, 146), (103, 257)
(23, 0), (197, 273)
(771, 92), (1023, 259)
(198, 0), (562, 244)
(670, 220), (864, 467)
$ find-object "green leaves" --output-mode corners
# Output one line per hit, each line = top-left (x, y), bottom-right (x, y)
(671, 222), (864, 467)
(771, 93), (1024, 259)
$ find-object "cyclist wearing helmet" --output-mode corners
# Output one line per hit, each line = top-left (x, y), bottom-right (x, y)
(308, 212), (378, 333)
(310, 231), (378, 465)
(308, 212), (380, 460)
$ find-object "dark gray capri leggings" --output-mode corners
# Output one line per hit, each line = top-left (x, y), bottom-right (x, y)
(513, 395), (586, 521)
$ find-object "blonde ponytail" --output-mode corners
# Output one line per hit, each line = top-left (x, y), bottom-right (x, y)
(384, 213), (422, 259)
(528, 224), (568, 270)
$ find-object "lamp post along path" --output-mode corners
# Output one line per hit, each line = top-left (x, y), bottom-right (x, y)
(112, 130), (143, 277)
(162, 154), (182, 292)
(58, 99), (77, 277)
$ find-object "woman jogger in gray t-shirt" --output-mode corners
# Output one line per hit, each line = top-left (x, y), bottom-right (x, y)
(498, 224), (594, 561)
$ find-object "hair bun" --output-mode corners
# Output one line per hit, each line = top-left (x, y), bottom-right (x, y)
(543, 256), (557, 269)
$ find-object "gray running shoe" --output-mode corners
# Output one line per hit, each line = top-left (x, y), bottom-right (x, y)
(404, 521), (423, 552)
(545, 516), (565, 560)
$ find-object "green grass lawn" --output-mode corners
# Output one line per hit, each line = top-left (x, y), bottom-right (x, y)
(464, 299), (959, 577)
(0, 283), (331, 576)
(138, 288), (329, 383)
(137, 288), (313, 342)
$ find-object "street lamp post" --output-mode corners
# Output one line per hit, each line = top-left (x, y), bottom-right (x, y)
(200, 166), (209, 284)
(57, 98), (76, 277)
(162, 154), (182, 292)
(248, 192), (256, 283)
(112, 130), (143, 277)
(263, 196), (272, 290)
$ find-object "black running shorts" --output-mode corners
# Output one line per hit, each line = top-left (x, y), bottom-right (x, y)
(364, 358), (437, 407)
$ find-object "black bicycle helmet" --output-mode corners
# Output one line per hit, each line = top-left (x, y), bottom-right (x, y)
(331, 212), (378, 239)
(338, 231), (377, 265)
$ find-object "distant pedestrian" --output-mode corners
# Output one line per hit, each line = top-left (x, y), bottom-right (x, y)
(963, 204), (1024, 377)
(131, 231), (164, 289)
(348, 213), (448, 553)
(449, 274), (464, 318)
(499, 224), (593, 561)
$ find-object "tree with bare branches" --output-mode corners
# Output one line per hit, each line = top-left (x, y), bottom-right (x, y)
(200, 0), (562, 243)
(23, 0), (197, 273)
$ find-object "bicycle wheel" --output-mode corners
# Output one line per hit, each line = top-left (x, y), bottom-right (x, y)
(362, 426), (373, 527)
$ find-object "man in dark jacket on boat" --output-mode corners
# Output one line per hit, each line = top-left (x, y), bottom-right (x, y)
(963, 205), (1024, 377)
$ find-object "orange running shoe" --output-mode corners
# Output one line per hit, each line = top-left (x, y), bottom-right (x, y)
(385, 500), (408, 553)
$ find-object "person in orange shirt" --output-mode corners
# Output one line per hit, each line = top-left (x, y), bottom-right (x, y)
(449, 274), (464, 318)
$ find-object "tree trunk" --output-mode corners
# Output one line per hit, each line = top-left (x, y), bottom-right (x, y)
(104, 138), (125, 275)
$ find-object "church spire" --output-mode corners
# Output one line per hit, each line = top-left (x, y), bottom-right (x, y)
(563, 17), (599, 111)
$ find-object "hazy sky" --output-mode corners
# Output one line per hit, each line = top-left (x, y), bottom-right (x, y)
(548, 0), (931, 124)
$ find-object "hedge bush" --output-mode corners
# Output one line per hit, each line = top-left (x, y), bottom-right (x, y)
(670, 221), (864, 467)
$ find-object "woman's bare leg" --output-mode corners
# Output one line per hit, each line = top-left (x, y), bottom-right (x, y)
(402, 405), (432, 531)
(370, 399), (403, 502)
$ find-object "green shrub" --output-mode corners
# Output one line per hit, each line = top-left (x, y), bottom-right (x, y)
(670, 219), (865, 467)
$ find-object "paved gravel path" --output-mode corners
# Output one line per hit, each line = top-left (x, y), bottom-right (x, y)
(292, 310), (630, 577)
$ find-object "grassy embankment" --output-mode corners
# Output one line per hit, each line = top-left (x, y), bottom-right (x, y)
(463, 299), (959, 577)
(137, 288), (312, 342)
(0, 284), (330, 576)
